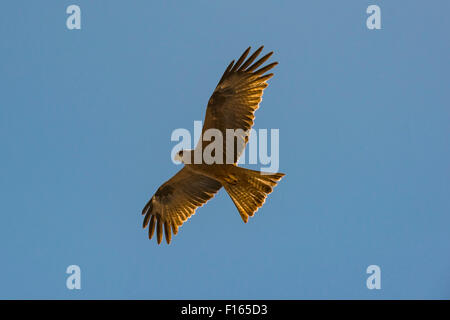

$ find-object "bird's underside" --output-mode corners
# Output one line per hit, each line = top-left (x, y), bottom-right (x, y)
(142, 46), (285, 244)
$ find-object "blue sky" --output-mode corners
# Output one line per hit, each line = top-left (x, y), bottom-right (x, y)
(1, 1), (449, 299)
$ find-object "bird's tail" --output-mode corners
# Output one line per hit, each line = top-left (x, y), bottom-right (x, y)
(222, 166), (285, 223)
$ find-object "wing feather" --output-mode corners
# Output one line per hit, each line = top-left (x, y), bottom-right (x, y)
(142, 167), (222, 244)
(197, 46), (278, 164)
(148, 215), (156, 239)
(238, 46), (264, 71)
(230, 46), (251, 72)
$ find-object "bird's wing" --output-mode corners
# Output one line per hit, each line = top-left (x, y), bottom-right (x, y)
(142, 167), (222, 244)
(197, 46), (278, 164)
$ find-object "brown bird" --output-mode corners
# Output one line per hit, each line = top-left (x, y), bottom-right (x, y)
(142, 46), (285, 244)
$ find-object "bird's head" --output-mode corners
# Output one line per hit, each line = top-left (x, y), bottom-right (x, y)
(174, 149), (193, 164)
(175, 150), (184, 163)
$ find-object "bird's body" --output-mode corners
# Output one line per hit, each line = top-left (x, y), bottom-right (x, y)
(142, 46), (285, 244)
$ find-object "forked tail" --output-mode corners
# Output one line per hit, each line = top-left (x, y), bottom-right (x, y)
(222, 166), (285, 223)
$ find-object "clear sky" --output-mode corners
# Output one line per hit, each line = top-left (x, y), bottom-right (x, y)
(1, 1), (449, 299)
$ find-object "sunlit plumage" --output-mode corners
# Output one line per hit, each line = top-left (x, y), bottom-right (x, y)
(142, 46), (285, 244)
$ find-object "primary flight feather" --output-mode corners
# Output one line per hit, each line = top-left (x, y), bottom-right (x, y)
(142, 46), (285, 244)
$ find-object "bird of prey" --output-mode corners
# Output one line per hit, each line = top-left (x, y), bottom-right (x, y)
(142, 46), (285, 244)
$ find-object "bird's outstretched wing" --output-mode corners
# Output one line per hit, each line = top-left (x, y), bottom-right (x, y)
(197, 46), (278, 164)
(142, 167), (222, 244)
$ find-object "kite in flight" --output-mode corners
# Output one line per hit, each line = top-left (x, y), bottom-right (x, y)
(142, 46), (285, 244)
